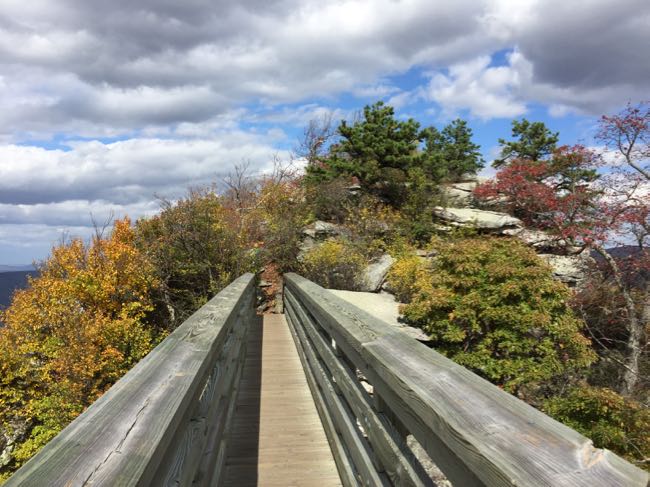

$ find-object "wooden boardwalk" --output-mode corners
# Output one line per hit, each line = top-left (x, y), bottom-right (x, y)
(223, 313), (341, 487)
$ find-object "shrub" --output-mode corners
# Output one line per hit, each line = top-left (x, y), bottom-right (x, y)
(386, 254), (431, 303)
(305, 177), (353, 223)
(135, 189), (255, 330)
(343, 194), (401, 257)
(0, 219), (156, 479)
(399, 237), (596, 393)
(398, 167), (440, 244)
(543, 385), (649, 466)
(253, 178), (311, 273)
(300, 239), (366, 290)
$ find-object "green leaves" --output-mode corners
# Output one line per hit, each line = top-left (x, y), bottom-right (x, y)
(543, 386), (649, 464)
(495, 118), (560, 167)
(394, 237), (596, 393)
(420, 119), (484, 181)
(305, 101), (483, 209)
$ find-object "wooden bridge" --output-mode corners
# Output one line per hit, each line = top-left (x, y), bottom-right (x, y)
(5, 273), (648, 486)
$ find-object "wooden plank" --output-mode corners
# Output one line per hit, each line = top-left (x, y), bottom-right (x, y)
(222, 314), (342, 487)
(5, 274), (256, 487)
(284, 274), (399, 365)
(285, 301), (390, 487)
(286, 303), (360, 487)
(286, 274), (648, 487)
(285, 295), (432, 487)
(157, 306), (252, 486)
(362, 333), (649, 487)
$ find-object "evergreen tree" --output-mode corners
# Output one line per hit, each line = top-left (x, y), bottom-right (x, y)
(421, 119), (484, 181)
(306, 102), (421, 203)
(495, 118), (559, 167)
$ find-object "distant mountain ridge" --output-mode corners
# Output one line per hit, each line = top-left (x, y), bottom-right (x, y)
(0, 264), (36, 273)
(0, 271), (38, 312)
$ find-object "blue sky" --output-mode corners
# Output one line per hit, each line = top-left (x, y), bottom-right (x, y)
(0, 0), (648, 264)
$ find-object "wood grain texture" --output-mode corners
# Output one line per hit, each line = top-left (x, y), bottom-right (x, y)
(285, 293), (432, 487)
(286, 306), (360, 487)
(285, 273), (649, 487)
(5, 274), (257, 487)
(285, 299), (390, 487)
(222, 313), (342, 487)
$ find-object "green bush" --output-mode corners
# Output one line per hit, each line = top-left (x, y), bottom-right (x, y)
(399, 237), (596, 393)
(300, 239), (366, 290)
(135, 189), (255, 331)
(543, 385), (649, 466)
(306, 177), (353, 223)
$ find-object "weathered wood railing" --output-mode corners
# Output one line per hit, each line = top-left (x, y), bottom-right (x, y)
(284, 273), (648, 487)
(5, 273), (258, 487)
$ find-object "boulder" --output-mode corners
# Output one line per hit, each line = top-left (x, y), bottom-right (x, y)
(359, 254), (394, 292)
(433, 207), (522, 232)
(302, 220), (346, 240)
(440, 178), (488, 207)
(503, 228), (582, 255)
(296, 236), (316, 261)
(538, 254), (589, 286)
(298, 220), (348, 261)
(1, 420), (28, 469)
(328, 289), (430, 342)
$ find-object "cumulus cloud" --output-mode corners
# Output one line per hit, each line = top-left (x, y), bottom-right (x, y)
(0, 0), (647, 137)
(0, 0), (506, 139)
(426, 54), (527, 119)
(0, 134), (287, 205)
(0, 133), (287, 262)
(0, 0), (648, 262)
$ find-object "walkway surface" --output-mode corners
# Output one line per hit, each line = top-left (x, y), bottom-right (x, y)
(222, 313), (341, 487)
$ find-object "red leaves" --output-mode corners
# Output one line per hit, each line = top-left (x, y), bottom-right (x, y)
(474, 145), (604, 246)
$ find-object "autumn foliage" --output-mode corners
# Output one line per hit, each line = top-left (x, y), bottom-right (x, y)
(0, 219), (157, 477)
(392, 237), (596, 394)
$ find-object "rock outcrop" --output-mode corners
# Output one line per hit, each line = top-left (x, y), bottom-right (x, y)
(440, 176), (487, 207)
(298, 220), (348, 260)
(359, 254), (394, 292)
(302, 220), (345, 240)
(433, 207), (523, 233)
(503, 228), (582, 255)
(538, 253), (590, 287)
(430, 206), (590, 286)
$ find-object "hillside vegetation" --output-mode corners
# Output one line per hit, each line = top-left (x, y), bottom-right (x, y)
(0, 102), (648, 480)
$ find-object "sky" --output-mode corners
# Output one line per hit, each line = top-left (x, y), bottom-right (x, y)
(0, 0), (648, 265)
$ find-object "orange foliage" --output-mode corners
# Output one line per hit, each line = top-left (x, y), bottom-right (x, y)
(0, 218), (157, 473)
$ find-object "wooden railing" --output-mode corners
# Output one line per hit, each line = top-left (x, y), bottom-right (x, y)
(284, 273), (648, 487)
(5, 273), (258, 487)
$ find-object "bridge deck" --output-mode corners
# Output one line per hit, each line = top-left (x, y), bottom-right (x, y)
(223, 313), (341, 486)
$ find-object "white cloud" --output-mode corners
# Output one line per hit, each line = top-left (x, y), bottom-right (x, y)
(0, 0), (649, 262)
(0, 134), (287, 206)
(0, 200), (160, 226)
(426, 54), (527, 119)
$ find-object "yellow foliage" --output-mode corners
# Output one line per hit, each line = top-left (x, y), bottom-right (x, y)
(386, 254), (432, 303)
(301, 239), (366, 290)
(0, 218), (157, 476)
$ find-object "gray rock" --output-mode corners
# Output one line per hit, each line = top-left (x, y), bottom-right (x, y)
(415, 249), (438, 258)
(440, 178), (487, 207)
(503, 228), (582, 255)
(296, 236), (316, 262)
(360, 254), (394, 292)
(1, 420), (28, 469)
(538, 253), (590, 286)
(328, 289), (430, 342)
(433, 207), (523, 232)
(302, 220), (345, 240)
